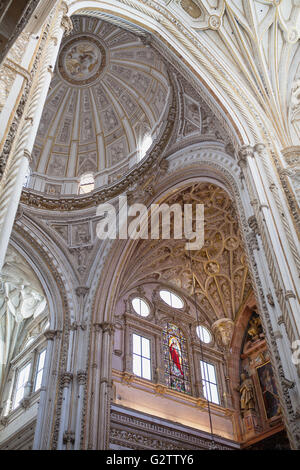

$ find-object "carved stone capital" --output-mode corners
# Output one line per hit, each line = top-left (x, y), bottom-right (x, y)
(75, 286), (89, 297)
(60, 1), (69, 14)
(246, 231), (259, 251)
(281, 146), (300, 167)
(93, 322), (115, 335)
(285, 290), (296, 300)
(212, 318), (234, 350)
(61, 15), (73, 35)
(70, 321), (87, 331)
(248, 215), (260, 235)
(44, 329), (57, 341)
(77, 370), (87, 385)
(101, 322), (115, 335)
(253, 143), (266, 156)
(0, 416), (9, 427)
(277, 315), (285, 326)
(60, 372), (73, 388)
(63, 430), (75, 444)
(267, 293), (275, 307)
(20, 397), (30, 410)
(238, 145), (254, 168)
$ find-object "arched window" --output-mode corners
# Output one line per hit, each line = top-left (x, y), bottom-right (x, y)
(78, 173), (95, 194)
(163, 322), (191, 394)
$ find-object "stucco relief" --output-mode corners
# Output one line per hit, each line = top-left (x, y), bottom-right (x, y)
(120, 182), (252, 321)
(29, 15), (170, 191)
(0, 247), (47, 387)
(58, 36), (106, 86)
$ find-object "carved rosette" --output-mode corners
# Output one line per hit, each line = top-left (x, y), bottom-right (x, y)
(212, 318), (234, 351)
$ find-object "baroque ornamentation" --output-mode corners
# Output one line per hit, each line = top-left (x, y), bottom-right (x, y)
(120, 182), (252, 322)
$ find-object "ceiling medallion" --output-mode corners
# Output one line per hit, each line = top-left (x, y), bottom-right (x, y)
(58, 34), (106, 86)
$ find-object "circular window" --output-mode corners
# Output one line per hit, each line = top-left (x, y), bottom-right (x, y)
(159, 290), (184, 309)
(196, 325), (211, 344)
(131, 297), (150, 317)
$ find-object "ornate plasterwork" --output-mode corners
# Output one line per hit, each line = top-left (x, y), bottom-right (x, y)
(58, 34), (106, 86)
(149, 0), (300, 147)
(110, 404), (238, 449)
(0, 246), (47, 381)
(30, 15), (171, 193)
(120, 182), (252, 322)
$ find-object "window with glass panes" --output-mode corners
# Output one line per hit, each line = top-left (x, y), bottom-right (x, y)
(34, 349), (46, 392)
(13, 362), (31, 409)
(200, 360), (219, 404)
(132, 333), (151, 380)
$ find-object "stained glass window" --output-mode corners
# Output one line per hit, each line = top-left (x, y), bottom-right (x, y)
(163, 323), (191, 394)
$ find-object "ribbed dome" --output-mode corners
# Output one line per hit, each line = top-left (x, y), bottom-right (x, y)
(30, 15), (170, 195)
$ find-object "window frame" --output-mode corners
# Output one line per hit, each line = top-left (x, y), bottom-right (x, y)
(78, 173), (95, 195)
(33, 347), (47, 392)
(12, 360), (32, 410)
(131, 332), (152, 381)
(200, 359), (220, 405)
(159, 289), (184, 309)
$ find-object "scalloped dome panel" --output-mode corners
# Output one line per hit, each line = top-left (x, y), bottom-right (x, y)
(30, 15), (170, 195)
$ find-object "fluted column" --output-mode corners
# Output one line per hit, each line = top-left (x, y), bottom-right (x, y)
(0, 1), (73, 271)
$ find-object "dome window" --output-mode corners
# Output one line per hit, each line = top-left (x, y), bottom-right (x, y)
(139, 133), (153, 160)
(78, 173), (95, 194)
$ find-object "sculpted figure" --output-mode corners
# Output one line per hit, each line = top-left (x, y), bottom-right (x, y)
(237, 373), (256, 413)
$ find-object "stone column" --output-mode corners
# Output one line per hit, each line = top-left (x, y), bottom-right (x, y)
(57, 371), (73, 450)
(238, 144), (300, 448)
(87, 323), (102, 449)
(0, 1), (73, 271)
(74, 370), (87, 450)
(98, 322), (114, 450)
(33, 329), (61, 450)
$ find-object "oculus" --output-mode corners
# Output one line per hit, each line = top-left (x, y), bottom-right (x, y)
(196, 325), (211, 344)
(131, 297), (150, 317)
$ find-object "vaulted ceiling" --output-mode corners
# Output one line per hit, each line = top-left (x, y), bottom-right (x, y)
(120, 182), (252, 322)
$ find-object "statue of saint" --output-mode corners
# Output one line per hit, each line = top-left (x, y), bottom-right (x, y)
(237, 373), (256, 413)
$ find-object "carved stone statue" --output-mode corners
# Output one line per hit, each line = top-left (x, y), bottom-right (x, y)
(237, 373), (256, 413)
